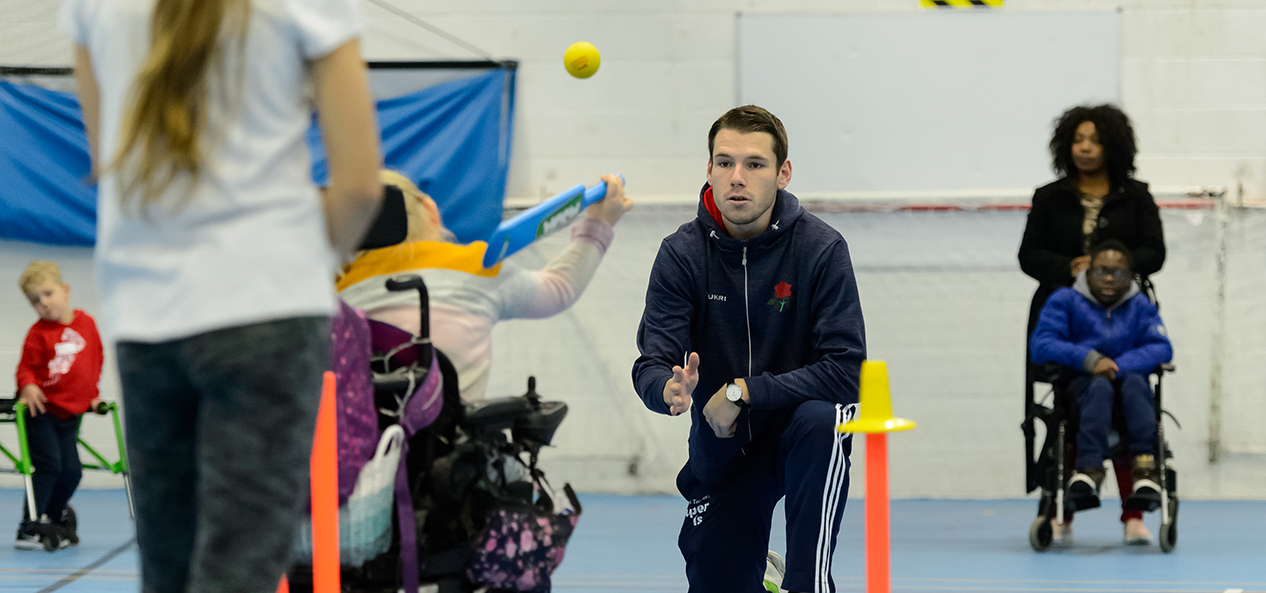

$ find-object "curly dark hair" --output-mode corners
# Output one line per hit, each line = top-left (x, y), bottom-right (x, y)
(1049, 104), (1137, 189)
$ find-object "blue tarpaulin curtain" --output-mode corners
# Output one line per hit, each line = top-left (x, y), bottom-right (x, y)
(0, 69), (514, 246)
(0, 81), (96, 246)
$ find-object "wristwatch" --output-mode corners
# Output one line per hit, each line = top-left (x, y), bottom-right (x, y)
(725, 383), (745, 406)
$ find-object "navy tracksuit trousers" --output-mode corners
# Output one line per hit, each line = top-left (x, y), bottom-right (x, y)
(1070, 372), (1158, 469)
(677, 400), (856, 593)
(21, 413), (83, 523)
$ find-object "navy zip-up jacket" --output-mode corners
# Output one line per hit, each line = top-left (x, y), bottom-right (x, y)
(632, 184), (866, 482)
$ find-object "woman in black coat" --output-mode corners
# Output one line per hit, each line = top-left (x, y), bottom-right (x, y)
(1018, 104), (1166, 545)
(1020, 104), (1165, 328)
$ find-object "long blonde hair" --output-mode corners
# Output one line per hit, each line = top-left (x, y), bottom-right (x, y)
(114, 0), (250, 211)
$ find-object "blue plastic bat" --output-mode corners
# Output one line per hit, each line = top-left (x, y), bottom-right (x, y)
(481, 176), (623, 268)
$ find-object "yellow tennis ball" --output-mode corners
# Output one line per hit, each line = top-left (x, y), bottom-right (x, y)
(564, 42), (601, 79)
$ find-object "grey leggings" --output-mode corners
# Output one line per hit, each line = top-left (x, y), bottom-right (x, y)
(116, 316), (329, 593)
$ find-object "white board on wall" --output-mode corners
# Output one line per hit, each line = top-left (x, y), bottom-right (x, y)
(737, 11), (1119, 197)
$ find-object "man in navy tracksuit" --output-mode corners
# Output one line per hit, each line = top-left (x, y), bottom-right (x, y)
(1030, 240), (1172, 518)
(632, 106), (866, 593)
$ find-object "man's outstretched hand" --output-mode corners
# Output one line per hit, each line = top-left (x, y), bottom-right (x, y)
(663, 352), (700, 416)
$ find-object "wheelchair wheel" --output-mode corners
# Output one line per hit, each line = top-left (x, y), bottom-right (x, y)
(1159, 498), (1179, 553)
(1028, 516), (1052, 552)
(1159, 521), (1177, 553)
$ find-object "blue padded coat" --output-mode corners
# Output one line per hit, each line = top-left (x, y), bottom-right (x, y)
(1029, 272), (1173, 375)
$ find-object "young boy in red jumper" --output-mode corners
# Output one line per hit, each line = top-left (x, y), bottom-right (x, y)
(15, 261), (103, 551)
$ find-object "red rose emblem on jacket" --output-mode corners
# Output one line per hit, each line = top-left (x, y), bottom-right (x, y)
(768, 282), (792, 312)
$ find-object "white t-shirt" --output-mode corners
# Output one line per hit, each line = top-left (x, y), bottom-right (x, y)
(59, 0), (363, 342)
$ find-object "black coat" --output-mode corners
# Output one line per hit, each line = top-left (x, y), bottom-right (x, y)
(1018, 176), (1166, 335)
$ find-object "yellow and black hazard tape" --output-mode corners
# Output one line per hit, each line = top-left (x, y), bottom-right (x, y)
(920, 0), (1004, 7)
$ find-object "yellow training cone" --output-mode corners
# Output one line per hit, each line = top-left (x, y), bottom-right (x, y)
(840, 360), (915, 593)
(839, 360), (916, 434)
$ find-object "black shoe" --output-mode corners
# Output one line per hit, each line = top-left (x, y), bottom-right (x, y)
(1126, 455), (1162, 512)
(1067, 467), (1104, 511)
(14, 521), (41, 551)
(37, 515), (69, 552)
(55, 507), (78, 546)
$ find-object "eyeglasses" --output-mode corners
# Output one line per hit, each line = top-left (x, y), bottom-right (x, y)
(1090, 267), (1130, 282)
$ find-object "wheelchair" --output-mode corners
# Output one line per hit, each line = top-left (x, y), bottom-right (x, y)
(288, 275), (577, 593)
(288, 370), (573, 592)
(0, 397), (134, 550)
(1023, 361), (1179, 552)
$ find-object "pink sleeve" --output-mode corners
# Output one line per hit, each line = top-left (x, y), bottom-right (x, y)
(570, 217), (614, 255)
(497, 218), (614, 320)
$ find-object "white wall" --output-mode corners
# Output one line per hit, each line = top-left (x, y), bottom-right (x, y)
(737, 11), (1121, 195)
(1, 0), (1264, 497)
(6, 1), (1265, 198)
(355, 0), (1266, 203)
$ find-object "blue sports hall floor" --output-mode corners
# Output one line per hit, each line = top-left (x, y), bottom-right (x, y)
(0, 489), (1262, 592)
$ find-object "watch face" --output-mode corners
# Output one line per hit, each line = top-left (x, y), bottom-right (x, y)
(726, 384), (742, 402)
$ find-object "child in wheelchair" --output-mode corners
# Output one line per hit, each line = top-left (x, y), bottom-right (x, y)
(289, 273), (578, 592)
(14, 262), (105, 551)
(337, 170), (631, 402)
(1030, 240), (1173, 535)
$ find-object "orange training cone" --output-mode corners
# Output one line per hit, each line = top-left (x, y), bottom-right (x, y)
(839, 360), (916, 593)
(311, 371), (340, 593)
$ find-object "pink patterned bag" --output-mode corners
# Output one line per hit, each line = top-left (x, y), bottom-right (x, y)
(465, 480), (582, 591)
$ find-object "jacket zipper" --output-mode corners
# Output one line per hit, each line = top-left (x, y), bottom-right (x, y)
(742, 243), (753, 445)
(742, 244), (752, 375)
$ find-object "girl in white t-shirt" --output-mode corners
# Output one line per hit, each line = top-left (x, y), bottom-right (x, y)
(60, 0), (382, 590)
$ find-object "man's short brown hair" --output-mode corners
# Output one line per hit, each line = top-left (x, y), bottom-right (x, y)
(708, 105), (789, 167)
(19, 261), (61, 294)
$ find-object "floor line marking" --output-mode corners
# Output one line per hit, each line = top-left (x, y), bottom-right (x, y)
(35, 537), (136, 593)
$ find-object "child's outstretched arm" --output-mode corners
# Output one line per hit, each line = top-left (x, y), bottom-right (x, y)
(500, 175), (632, 320)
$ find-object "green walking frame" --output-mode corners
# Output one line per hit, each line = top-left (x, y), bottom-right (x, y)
(0, 399), (134, 522)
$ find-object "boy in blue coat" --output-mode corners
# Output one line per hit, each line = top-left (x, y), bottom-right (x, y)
(1030, 240), (1172, 515)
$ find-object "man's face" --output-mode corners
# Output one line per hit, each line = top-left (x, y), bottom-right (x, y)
(25, 279), (71, 323)
(1072, 120), (1105, 176)
(707, 129), (792, 239)
(1087, 250), (1131, 305)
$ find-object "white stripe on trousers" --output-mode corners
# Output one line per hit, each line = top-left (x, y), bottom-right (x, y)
(814, 404), (850, 593)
